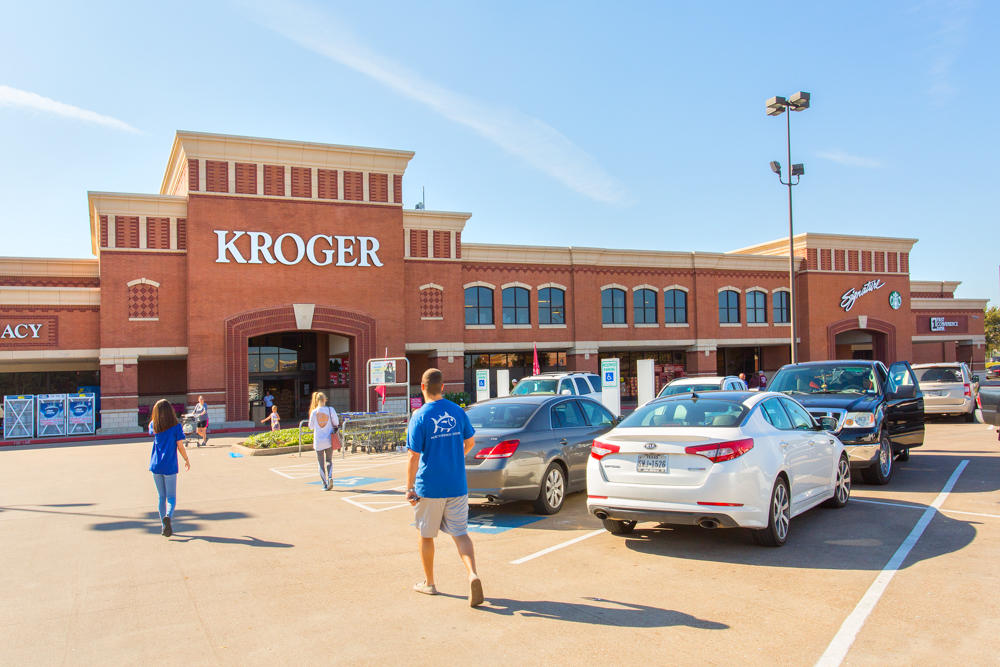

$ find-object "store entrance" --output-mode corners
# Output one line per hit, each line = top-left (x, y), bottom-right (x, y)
(835, 329), (886, 361)
(248, 332), (319, 422)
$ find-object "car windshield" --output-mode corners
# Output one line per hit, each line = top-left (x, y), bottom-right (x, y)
(770, 365), (878, 395)
(465, 402), (536, 429)
(511, 378), (558, 395)
(914, 367), (963, 383)
(658, 383), (721, 396)
(618, 398), (747, 428)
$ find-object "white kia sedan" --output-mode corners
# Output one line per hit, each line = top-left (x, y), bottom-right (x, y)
(587, 391), (850, 546)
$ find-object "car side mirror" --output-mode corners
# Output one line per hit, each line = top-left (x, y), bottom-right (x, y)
(972, 375), (980, 384)
(890, 385), (916, 399)
(614, 415), (624, 424)
(817, 416), (838, 431)
(560, 389), (572, 395)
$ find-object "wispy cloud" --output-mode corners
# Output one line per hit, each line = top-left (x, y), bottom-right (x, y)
(0, 85), (140, 134)
(914, 0), (973, 101)
(239, 1), (626, 204)
(817, 150), (884, 169)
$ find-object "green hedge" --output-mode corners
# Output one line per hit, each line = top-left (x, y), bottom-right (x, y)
(244, 427), (313, 449)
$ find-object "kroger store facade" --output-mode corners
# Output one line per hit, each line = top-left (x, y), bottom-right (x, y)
(0, 131), (988, 433)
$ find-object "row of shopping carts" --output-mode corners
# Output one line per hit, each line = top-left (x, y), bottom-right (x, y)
(298, 411), (409, 455)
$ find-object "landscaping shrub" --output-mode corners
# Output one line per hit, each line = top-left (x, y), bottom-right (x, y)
(244, 427), (313, 449)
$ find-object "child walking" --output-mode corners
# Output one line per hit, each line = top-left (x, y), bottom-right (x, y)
(307, 392), (340, 490)
(148, 399), (190, 537)
(261, 405), (281, 431)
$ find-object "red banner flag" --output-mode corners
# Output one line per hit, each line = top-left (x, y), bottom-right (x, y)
(532, 342), (541, 375)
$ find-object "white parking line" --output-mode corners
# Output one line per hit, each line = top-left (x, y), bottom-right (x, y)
(270, 458), (406, 479)
(341, 486), (411, 513)
(816, 459), (969, 667)
(510, 529), (605, 565)
(853, 497), (1000, 519)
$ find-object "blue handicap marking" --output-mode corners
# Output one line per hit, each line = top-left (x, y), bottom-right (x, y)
(466, 512), (544, 534)
(229, 452), (244, 458)
(605, 372), (614, 383)
(307, 476), (392, 487)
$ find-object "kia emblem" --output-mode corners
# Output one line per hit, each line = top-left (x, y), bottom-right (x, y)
(644, 443), (656, 450)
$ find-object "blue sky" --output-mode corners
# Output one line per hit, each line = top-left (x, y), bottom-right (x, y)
(1, 1), (996, 305)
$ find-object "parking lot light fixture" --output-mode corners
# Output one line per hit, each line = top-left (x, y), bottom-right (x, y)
(766, 91), (810, 364)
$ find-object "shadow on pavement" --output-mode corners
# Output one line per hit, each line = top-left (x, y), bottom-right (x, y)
(87, 509), (292, 547)
(475, 596), (728, 629)
(622, 498), (977, 571)
(869, 452), (999, 494)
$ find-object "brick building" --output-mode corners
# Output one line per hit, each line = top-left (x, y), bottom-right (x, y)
(0, 131), (988, 433)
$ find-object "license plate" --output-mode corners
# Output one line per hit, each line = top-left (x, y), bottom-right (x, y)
(925, 390), (941, 396)
(637, 454), (668, 473)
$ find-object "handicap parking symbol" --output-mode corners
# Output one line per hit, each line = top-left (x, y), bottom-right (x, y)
(466, 512), (544, 534)
(308, 476), (392, 487)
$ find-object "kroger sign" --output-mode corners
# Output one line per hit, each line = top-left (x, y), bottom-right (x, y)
(214, 230), (383, 267)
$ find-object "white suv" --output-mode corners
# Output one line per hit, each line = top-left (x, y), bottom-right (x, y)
(657, 375), (748, 399)
(511, 372), (603, 402)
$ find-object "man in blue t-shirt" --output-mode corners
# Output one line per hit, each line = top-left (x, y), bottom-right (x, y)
(406, 368), (483, 606)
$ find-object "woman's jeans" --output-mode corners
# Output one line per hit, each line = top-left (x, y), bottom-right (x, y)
(152, 473), (177, 520)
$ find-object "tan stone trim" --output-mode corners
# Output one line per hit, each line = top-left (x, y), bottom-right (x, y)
(663, 284), (689, 293)
(0, 257), (99, 277)
(635, 323), (659, 328)
(465, 324), (496, 330)
(99, 346), (188, 363)
(128, 317), (159, 322)
(771, 286), (790, 293)
(746, 286), (767, 294)
(418, 283), (444, 291)
(912, 334), (986, 344)
(402, 209), (471, 232)
(911, 298), (989, 310)
(88, 191), (188, 254)
(0, 348), (99, 362)
(720, 322), (742, 328)
(600, 283), (627, 292)
(160, 130), (414, 195)
(420, 316), (444, 321)
(910, 280), (961, 293)
(539, 324), (567, 329)
(0, 286), (100, 306)
(718, 285), (742, 293)
(632, 284), (657, 292)
(664, 323), (690, 328)
(602, 323), (628, 329)
(126, 278), (160, 288)
(502, 324), (532, 329)
(538, 282), (567, 291)
(100, 248), (185, 255)
(501, 282), (532, 291)
(463, 281), (495, 290)
(729, 232), (918, 256)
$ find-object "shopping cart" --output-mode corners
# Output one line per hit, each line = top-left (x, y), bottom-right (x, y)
(180, 413), (202, 447)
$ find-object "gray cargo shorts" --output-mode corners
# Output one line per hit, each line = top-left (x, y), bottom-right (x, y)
(413, 495), (469, 538)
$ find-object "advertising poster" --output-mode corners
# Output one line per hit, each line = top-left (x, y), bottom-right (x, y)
(369, 360), (397, 385)
(67, 394), (96, 435)
(3, 395), (35, 440)
(36, 394), (68, 437)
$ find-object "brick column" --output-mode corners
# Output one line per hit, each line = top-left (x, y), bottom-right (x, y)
(686, 345), (718, 376)
(99, 354), (142, 434)
(428, 344), (465, 404)
(567, 353), (599, 374)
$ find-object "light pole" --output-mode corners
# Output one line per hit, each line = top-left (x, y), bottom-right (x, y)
(766, 91), (810, 364)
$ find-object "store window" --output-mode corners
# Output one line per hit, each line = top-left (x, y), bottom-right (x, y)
(538, 287), (565, 324)
(773, 290), (790, 323)
(502, 286), (530, 325)
(463, 351), (567, 398)
(634, 289), (657, 324)
(664, 288), (687, 324)
(601, 350), (685, 400)
(746, 290), (767, 324)
(464, 286), (494, 325)
(601, 288), (626, 324)
(719, 290), (740, 324)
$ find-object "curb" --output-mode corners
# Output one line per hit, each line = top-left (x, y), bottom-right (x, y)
(232, 442), (309, 456)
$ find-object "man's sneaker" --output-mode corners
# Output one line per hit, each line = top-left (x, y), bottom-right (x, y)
(413, 581), (438, 596)
(162, 517), (172, 537)
(468, 577), (484, 607)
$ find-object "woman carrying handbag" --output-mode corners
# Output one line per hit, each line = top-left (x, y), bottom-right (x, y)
(307, 392), (341, 490)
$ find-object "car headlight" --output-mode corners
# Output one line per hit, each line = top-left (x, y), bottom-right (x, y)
(844, 412), (875, 428)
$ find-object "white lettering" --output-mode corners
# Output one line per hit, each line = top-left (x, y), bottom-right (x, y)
(247, 231), (275, 264)
(335, 235), (357, 267)
(14, 324), (30, 338)
(358, 236), (383, 267)
(215, 230), (247, 263)
(1, 324), (15, 339)
(274, 233), (306, 266)
(840, 279), (885, 312)
(306, 234), (335, 266)
(27, 323), (43, 338)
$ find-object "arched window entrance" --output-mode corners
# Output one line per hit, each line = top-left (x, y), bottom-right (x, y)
(827, 318), (896, 363)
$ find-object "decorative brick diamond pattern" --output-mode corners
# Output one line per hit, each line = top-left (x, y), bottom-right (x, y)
(128, 282), (159, 319)
(420, 287), (444, 318)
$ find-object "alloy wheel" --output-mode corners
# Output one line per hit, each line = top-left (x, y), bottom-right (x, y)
(773, 482), (790, 541)
(879, 437), (892, 477)
(545, 468), (564, 509)
(836, 458), (851, 504)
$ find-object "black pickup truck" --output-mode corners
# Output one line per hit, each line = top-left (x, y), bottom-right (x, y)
(769, 360), (924, 485)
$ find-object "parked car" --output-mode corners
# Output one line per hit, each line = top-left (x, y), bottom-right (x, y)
(657, 375), (747, 399)
(587, 391), (849, 546)
(767, 360), (924, 485)
(465, 395), (618, 514)
(912, 362), (979, 421)
(978, 380), (1000, 427)
(510, 372), (603, 402)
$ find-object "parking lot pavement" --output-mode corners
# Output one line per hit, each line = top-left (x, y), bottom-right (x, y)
(1, 422), (998, 665)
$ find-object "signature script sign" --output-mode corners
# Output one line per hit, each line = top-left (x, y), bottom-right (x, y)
(840, 279), (885, 312)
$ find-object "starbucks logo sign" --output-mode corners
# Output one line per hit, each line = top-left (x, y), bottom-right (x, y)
(888, 291), (902, 310)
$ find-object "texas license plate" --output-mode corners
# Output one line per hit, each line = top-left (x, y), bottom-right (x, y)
(637, 454), (668, 473)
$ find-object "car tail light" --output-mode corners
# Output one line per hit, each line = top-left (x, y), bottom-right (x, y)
(591, 439), (620, 460)
(684, 438), (754, 463)
(976, 393), (982, 409)
(964, 383), (972, 398)
(474, 439), (520, 459)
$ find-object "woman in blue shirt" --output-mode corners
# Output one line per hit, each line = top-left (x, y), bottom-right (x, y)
(149, 399), (190, 537)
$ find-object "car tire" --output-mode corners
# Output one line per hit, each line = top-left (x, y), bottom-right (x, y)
(823, 455), (851, 508)
(862, 432), (893, 485)
(601, 518), (636, 535)
(533, 463), (566, 515)
(753, 477), (790, 547)
(965, 406), (977, 423)
(896, 447), (910, 462)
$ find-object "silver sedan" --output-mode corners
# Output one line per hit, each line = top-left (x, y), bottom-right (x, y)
(464, 395), (619, 514)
